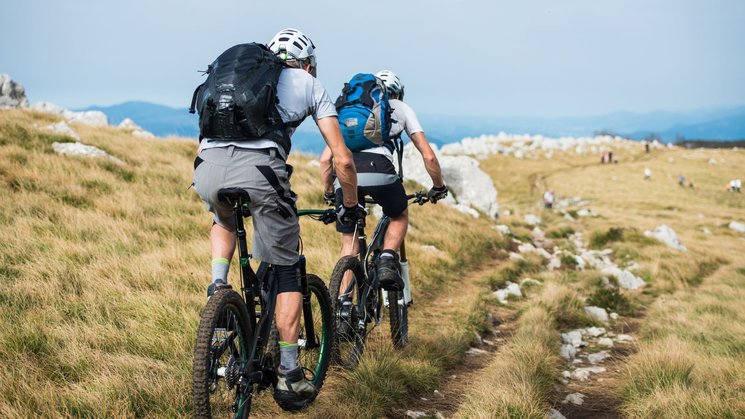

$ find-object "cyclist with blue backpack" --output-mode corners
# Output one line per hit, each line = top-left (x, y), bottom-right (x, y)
(191, 28), (360, 409)
(320, 70), (448, 290)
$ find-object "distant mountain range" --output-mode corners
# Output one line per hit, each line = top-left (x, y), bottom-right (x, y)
(82, 101), (745, 154)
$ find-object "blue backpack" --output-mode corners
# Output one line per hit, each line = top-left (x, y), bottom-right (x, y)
(334, 73), (393, 152)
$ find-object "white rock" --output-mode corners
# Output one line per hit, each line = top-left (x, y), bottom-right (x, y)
(571, 366), (606, 381)
(548, 257), (561, 270)
(524, 214), (541, 225)
(117, 118), (141, 130)
(581, 251), (613, 270)
(66, 110), (109, 127)
(560, 344), (576, 360)
(406, 410), (427, 418)
(708, 158), (717, 165)
(584, 327), (606, 337)
(617, 334), (634, 342)
(562, 370), (572, 378)
(52, 142), (123, 164)
(465, 347), (489, 356)
(45, 121), (80, 141)
(644, 225), (687, 251)
(518, 243), (536, 253)
(609, 312), (619, 320)
(31, 101), (109, 127)
(508, 252), (525, 261)
(561, 330), (583, 347)
(598, 338), (614, 347)
(532, 227), (545, 242)
(701, 227), (712, 235)
(402, 143), (499, 217)
(562, 392), (585, 406)
(494, 224), (511, 235)
(574, 255), (586, 270)
(0, 74), (29, 108)
(729, 221), (745, 234)
(576, 208), (596, 217)
(548, 408), (567, 419)
(494, 282), (522, 303)
(587, 350), (611, 364)
(584, 306), (609, 322)
(601, 266), (646, 290)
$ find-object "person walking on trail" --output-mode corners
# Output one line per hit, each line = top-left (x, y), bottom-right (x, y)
(644, 167), (652, 181)
(543, 189), (555, 209)
(191, 28), (360, 408)
(320, 69), (448, 291)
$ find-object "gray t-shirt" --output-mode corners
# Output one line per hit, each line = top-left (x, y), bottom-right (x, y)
(361, 99), (424, 161)
(199, 68), (337, 159)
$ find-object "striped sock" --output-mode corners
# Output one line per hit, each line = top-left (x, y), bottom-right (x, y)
(211, 258), (229, 284)
(279, 341), (299, 371)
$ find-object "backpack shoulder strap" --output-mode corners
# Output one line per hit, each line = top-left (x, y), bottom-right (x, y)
(394, 134), (404, 180)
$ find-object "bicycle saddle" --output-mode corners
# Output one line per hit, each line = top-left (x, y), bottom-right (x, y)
(217, 188), (251, 204)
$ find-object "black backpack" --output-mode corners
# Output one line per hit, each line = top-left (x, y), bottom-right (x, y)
(189, 43), (291, 153)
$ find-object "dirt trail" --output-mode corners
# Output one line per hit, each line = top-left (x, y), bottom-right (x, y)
(554, 316), (643, 418)
(389, 258), (519, 418)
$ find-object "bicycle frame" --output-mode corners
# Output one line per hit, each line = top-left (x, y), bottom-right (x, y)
(229, 201), (329, 388)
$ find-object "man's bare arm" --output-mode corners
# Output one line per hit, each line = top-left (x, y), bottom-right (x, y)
(317, 116), (358, 206)
(319, 145), (334, 194)
(409, 131), (445, 187)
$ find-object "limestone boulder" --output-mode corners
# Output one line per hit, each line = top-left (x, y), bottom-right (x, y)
(0, 74), (29, 108)
(402, 143), (499, 218)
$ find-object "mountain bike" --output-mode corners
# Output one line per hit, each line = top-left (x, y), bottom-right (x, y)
(192, 187), (337, 418)
(328, 191), (429, 369)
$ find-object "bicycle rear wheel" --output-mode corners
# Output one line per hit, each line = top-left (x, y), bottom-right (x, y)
(387, 289), (409, 348)
(193, 288), (253, 419)
(328, 255), (367, 369)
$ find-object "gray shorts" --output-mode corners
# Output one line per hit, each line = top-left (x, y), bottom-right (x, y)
(193, 146), (299, 266)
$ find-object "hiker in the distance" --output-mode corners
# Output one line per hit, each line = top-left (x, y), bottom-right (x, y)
(543, 189), (555, 209)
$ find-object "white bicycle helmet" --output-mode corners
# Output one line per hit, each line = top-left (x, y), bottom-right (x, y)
(267, 28), (317, 76)
(375, 70), (404, 99)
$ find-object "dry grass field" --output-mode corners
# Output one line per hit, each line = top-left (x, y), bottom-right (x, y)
(0, 109), (508, 418)
(1, 107), (744, 418)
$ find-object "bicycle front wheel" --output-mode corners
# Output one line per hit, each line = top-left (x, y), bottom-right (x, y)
(387, 289), (409, 348)
(328, 255), (367, 369)
(193, 288), (253, 419)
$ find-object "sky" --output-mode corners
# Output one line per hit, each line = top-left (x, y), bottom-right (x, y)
(1, 0), (744, 118)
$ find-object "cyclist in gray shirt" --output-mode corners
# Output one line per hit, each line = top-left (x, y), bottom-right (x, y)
(193, 28), (360, 407)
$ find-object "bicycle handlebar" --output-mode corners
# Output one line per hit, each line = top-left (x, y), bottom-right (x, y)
(365, 191), (429, 206)
(297, 208), (337, 225)
(308, 190), (431, 225)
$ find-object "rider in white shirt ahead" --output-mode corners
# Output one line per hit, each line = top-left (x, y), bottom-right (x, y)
(320, 70), (447, 290)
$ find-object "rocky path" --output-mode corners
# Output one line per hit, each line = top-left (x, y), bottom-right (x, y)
(390, 259), (519, 419)
(553, 316), (642, 418)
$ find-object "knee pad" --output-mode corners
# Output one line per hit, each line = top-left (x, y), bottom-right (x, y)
(275, 262), (301, 294)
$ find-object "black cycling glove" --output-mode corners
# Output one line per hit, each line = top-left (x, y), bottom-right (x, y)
(323, 191), (336, 206)
(337, 203), (365, 225)
(427, 185), (449, 203)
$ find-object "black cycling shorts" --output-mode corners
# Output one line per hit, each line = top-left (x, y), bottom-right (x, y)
(335, 181), (407, 233)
